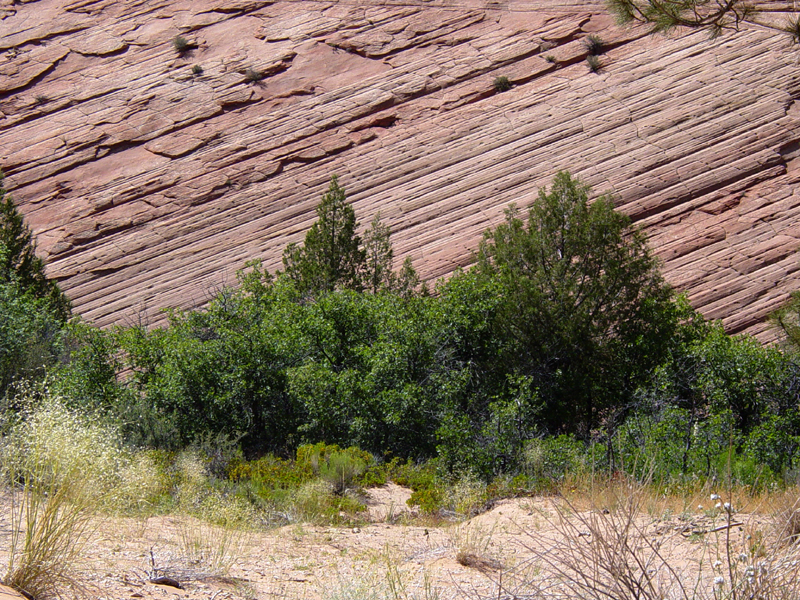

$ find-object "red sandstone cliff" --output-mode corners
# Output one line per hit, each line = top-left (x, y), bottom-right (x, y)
(1, 0), (799, 339)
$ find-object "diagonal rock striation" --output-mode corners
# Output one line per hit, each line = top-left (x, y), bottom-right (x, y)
(1, 0), (799, 340)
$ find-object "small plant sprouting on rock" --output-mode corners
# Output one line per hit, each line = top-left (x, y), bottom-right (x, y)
(544, 54), (557, 63)
(587, 55), (602, 73)
(584, 34), (605, 55)
(192, 64), (204, 76)
(785, 15), (800, 44)
(34, 94), (49, 105)
(173, 36), (192, 54)
(245, 68), (264, 83)
(493, 76), (512, 93)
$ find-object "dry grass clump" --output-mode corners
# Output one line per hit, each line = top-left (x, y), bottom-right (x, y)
(174, 451), (257, 527)
(175, 516), (251, 578)
(507, 483), (800, 600)
(0, 396), (148, 598)
(449, 522), (503, 573)
(769, 489), (800, 546)
(323, 557), (443, 600)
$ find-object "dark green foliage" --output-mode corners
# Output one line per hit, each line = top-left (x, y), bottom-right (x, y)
(0, 175), (71, 397)
(619, 324), (800, 485)
(362, 212), (394, 294)
(283, 175), (365, 295)
(53, 322), (126, 411)
(587, 55), (602, 73)
(544, 55), (557, 63)
(473, 171), (682, 437)
(172, 36), (192, 53)
(123, 280), (305, 453)
(0, 176), (70, 321)
(288, 288), (458, 457)
(244, 68), (264, 83)
(584, 34), (605, 55)
(786, 15), (800, 44)
(522, 434), (588, 486)
(493, 76), (512, 92)
(191, 64), (203, 75)
(606, 0), (757, 37)
(0, 283), (65, 396)
(46, 167), (800, 491)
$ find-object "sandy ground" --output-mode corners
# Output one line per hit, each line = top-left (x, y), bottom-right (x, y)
(0, 484), (785, 600)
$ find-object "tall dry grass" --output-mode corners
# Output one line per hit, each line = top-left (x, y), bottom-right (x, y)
(500, 482), (800, 600)
(0, 395), (161, 598)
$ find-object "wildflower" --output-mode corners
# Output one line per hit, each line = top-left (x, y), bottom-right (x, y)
(714, 576), (724, 586)
(698, 505), (703, 510)
(723, 502), (732, 512)
(715, 502), (722, 509)
(713, 561), (722, 569)
(711, 493), (721, 501)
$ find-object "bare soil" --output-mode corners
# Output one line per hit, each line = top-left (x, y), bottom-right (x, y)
(0, 484), (778, 600)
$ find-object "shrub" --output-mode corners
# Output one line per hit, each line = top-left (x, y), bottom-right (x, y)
(296, 443), (373, 494)
(320, 450), (368, 494)
(493, 76), (512, 92)
(544, 54), (557, 63)
(191, 64), (203, 75)
(785, 16), (800, 44)
(584, 34), (605, 55)
(587, 55), (602, 73)
(290, 479), (366, 524)
(245, 68), (264, 83)
(173, 36), (191, 53)
(523, 434), (586, 486)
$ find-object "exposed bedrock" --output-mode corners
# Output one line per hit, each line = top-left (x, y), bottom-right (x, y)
(1, 0), (799, 340)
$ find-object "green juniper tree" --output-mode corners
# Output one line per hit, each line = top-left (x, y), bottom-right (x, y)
(0, 175), (70, 320)
(0, 174), (71, 396)
(283, 175), (365, 295)
(362, 212), (394, 294)
(474, 171), (683, 435)
(283, 175), (421, 297)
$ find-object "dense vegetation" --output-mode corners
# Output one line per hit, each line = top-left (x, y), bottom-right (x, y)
(3, 172), (800, 506)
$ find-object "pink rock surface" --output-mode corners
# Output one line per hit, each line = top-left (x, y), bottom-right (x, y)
(1, 0), (799, 341)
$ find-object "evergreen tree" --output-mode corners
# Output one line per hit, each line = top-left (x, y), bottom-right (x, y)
(475, 171), (682, 435)
(362, 212), (394, 294)
(0, 174), (71, 320)
(606, 0), (798, 40)
(395, 256), (423, 298)
(0, 174), (71, 396)
(283, 175), (365, 295)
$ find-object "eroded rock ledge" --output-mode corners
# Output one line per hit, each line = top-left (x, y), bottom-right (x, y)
(1, 0), (799, 340)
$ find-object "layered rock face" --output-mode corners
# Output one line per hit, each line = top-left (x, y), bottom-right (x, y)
(1, 0), (799, 339)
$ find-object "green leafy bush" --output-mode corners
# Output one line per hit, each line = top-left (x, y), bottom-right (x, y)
(523, 434), (587, 487)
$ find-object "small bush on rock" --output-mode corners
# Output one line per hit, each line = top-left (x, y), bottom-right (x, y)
(493, 76), (512, 92)
(584, 34), (605, 55)
(173, 36), (192, 54)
